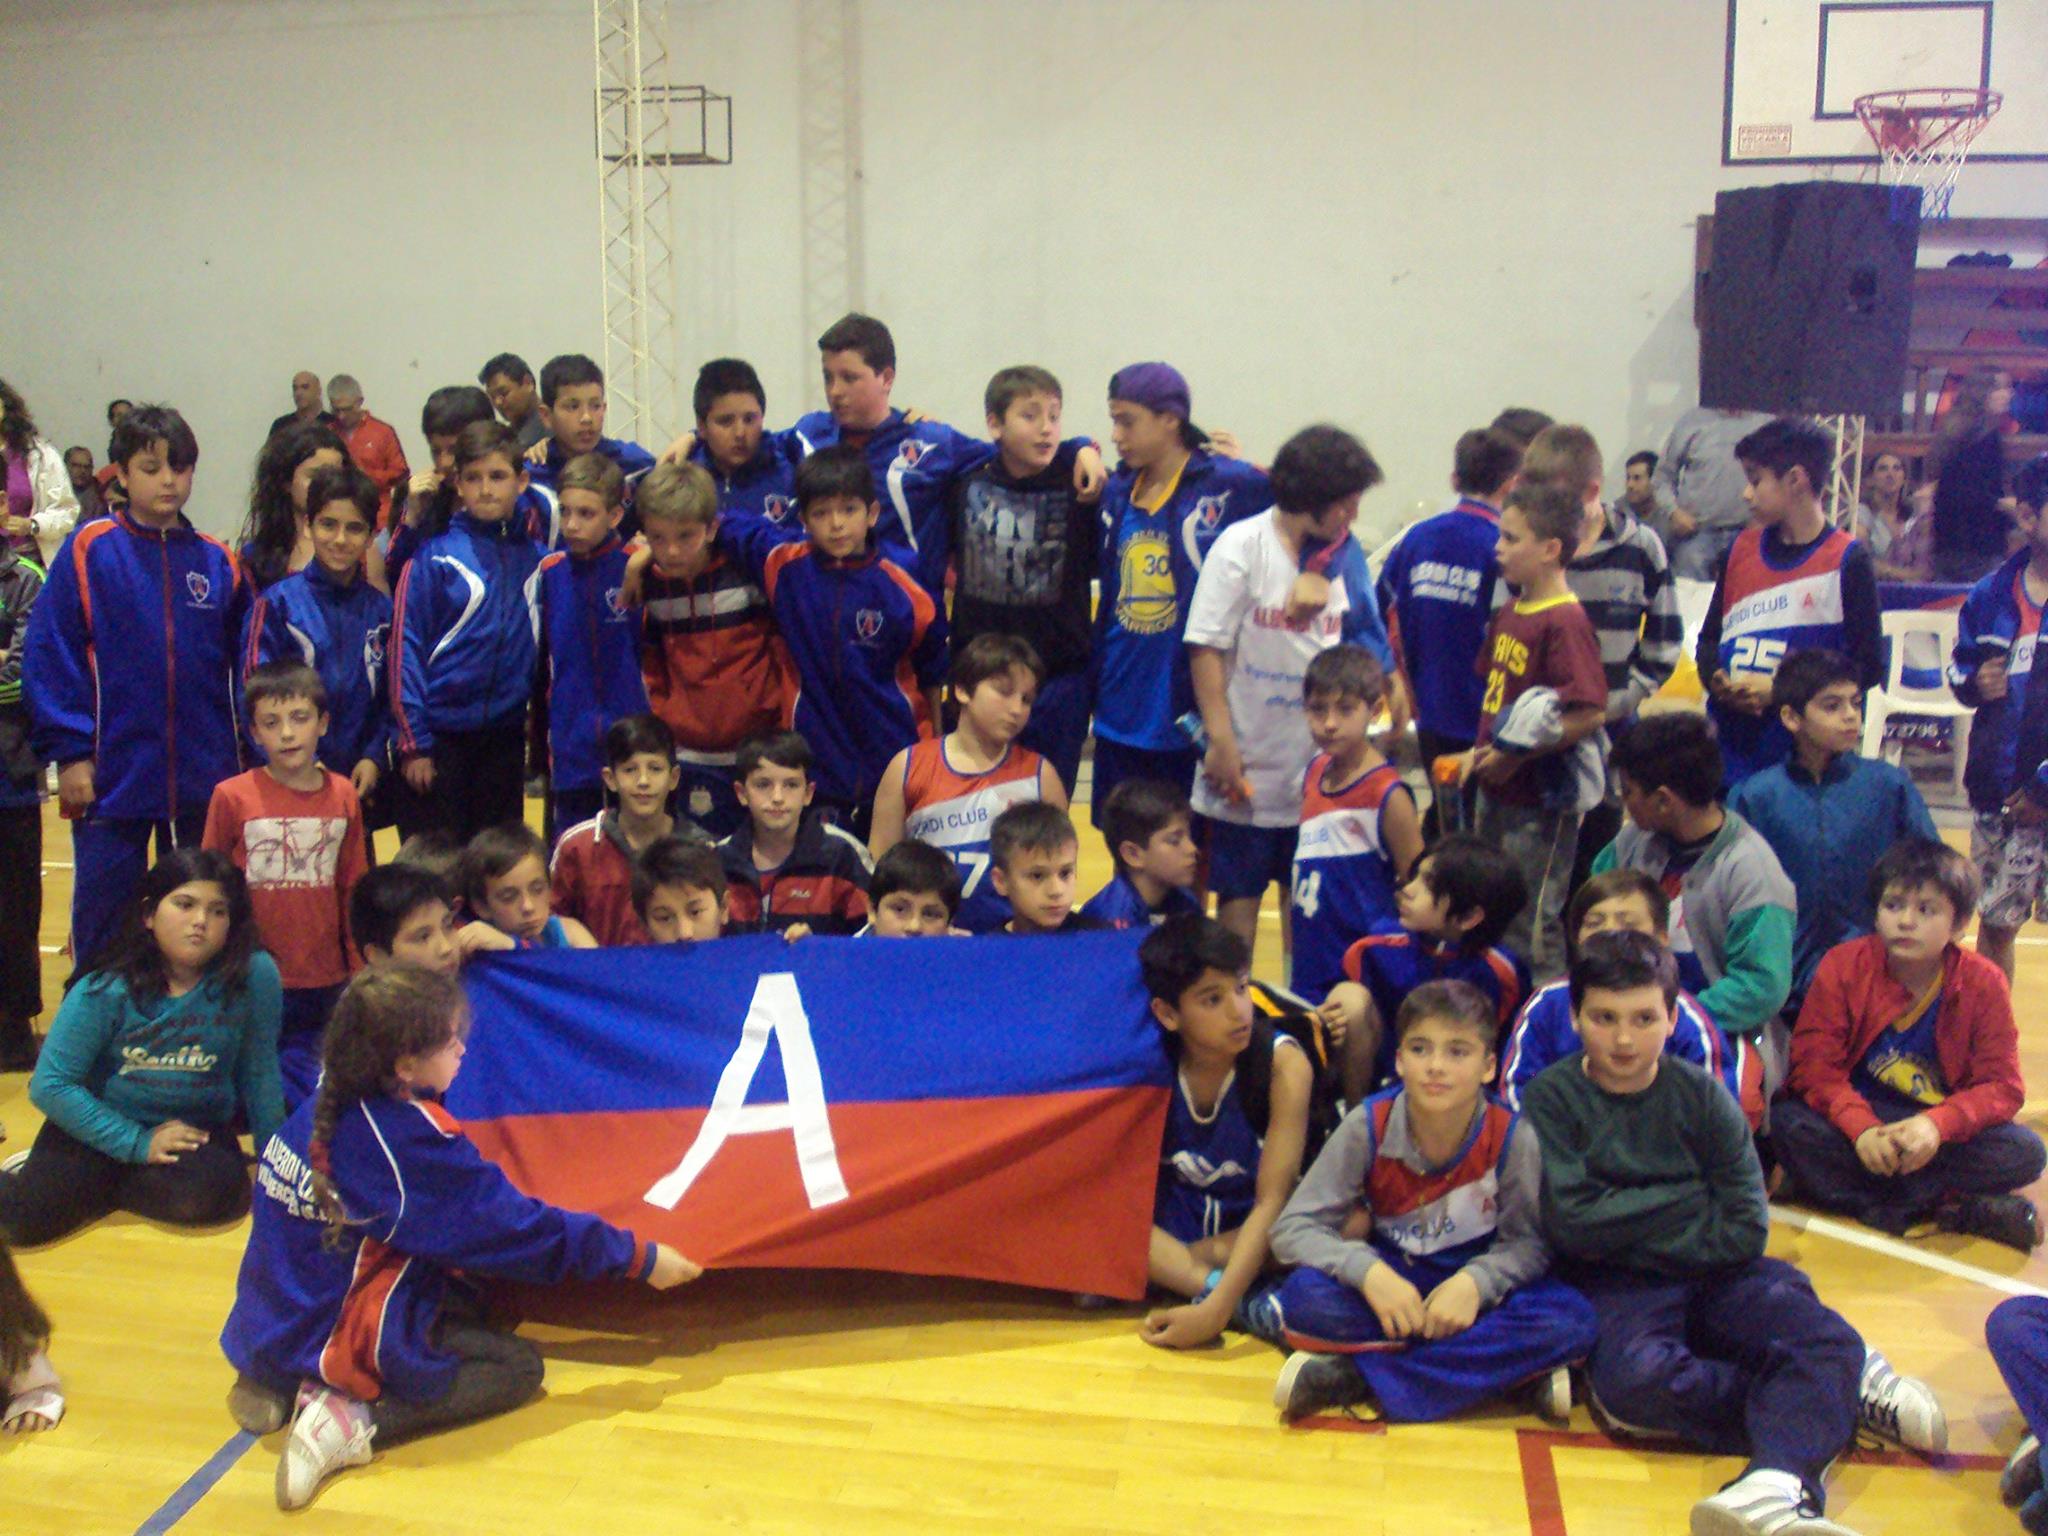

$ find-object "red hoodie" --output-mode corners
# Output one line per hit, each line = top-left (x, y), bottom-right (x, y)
(1788, 934), (2025, 1145)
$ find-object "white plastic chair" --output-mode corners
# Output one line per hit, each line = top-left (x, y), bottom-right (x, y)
(1861, 608), (1973, 799)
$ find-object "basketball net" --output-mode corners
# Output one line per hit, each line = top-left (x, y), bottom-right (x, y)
(1854, 87), (2002, 219)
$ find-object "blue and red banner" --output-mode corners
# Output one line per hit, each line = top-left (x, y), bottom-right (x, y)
(444, 931), (1171, 1299)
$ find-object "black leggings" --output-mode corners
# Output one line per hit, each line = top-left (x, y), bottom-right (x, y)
(370, 1318), (544, 1443)
(0, 1118), (249, 1246)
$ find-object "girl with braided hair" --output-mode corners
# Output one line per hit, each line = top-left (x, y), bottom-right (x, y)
(220, 965), (698, 1512)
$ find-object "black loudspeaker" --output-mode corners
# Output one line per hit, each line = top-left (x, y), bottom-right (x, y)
(1700, 182), (1921, 418)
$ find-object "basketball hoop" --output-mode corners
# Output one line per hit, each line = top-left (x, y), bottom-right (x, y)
(1854, 87), (2002, 220)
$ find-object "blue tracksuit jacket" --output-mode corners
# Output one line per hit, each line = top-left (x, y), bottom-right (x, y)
(221, 1092), (654, 1404)
(689, 433), (807, 525)
(790, 409), (995, 595)
(24, 509), (251, 820)
(719, 511), (948, 805)
(390, 512), (545, 758)
(533, 538), (651, 793)
(242, 560), (394, 775)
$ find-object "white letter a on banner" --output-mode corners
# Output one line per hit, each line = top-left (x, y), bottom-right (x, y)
(643, 972), (850, 1211)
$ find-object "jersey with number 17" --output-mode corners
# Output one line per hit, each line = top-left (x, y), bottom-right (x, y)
(899, 740), (1050, 933)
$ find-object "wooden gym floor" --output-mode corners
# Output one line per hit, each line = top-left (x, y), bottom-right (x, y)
(3, 795), (2044, 1535)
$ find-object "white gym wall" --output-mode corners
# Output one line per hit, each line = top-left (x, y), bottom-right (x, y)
(4, 0), (2045, 541)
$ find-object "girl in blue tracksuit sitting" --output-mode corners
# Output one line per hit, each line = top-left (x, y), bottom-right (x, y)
(221, 965), (697, 1511)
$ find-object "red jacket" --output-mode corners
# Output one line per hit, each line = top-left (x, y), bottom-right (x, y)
(1788, 934), (2025, 1144)
(339, 413), (410, 527)
(639, 550), (791, 759)
(549, 812), (654, 947)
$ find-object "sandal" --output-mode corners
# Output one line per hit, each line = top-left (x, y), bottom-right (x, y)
(2, 1384), (64, 1434)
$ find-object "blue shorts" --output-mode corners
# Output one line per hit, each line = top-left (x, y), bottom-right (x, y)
(1017, 669), (1090, 801)
(675, 759), (742, 839)
(1154, 1176), (1254, 1244)
(1089, 737), (1198, 829)
(1204, 818), (1298, 903)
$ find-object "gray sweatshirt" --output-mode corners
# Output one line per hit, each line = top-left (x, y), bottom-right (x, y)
(1269, 1089), (1553, 1307)
(1654, 408), (1774, 533)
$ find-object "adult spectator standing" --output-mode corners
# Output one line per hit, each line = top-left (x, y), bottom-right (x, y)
(479, 353), (547, 452)
(1616, 449), (1675, 546)
(327, 373), (409, 527)
(268, 371), (337, 439)
(0, 378), (80, 566)
(63, 447), (105, 525)
(1653, 406), (1773, 582)
(1928, 369), (2015, 584)
(93, 399), (132, 509)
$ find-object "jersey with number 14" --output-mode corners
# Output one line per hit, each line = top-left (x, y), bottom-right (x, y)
(900, 740), (1048, 933)
(1289, 757), (1411, 1005)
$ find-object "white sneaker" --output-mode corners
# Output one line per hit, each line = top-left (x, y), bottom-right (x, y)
(1529, 1365), (1571, 1425)
(275, 1386), (374, 1511)
(1857, 1349), (1947, 1455)
(1690, 1469), (1861, 1535)
(2005, 1432), (2043, 1508)
(0, 1148), (29, 1176)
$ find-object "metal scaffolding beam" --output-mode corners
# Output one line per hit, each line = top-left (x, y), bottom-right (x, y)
(798, 0), (865, 382)
(1820, 413), (1867, 529)
(593, 0), (683, 446)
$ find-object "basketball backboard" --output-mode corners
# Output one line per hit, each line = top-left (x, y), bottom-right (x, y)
(1724, 0), (2048, 163)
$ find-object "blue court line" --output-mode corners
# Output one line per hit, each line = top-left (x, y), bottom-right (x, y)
(133, 1429), (256, 1536)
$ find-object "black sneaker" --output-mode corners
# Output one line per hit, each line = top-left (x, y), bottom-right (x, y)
(2004, 1433), (2043, 1508)
(1940, 1193), (2042, 1252)
(1273, 1352), (1371, 1421)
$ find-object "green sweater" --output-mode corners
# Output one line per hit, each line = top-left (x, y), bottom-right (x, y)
(1522, 1053), (1767, 1280)
(29, 952), (284, 1164)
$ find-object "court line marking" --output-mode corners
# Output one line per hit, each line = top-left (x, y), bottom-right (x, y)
(133, 1429), (255, 1535)
(1772, 1203), (2048, 1299)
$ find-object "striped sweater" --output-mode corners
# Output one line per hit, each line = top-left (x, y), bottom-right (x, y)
(1565, 504), (1681, 721)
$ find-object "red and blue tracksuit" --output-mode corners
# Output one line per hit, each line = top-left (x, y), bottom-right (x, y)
(690, 434), (806, 525)
(390, 512), (546, 760)
(1950, 550), (2048, 812)
(1499, 979), (1747, 1113)
(24, 510), (250, 964)
(532, 538), (650, 803)
(720, 512), (947, 809)
(790, 409), (996, 596)
(221, 1092), (656, 1405)
(241, 560), (394, 777)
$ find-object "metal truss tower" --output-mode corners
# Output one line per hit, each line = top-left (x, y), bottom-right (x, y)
(1819, 414), (1867, 529)
(798, 0), (866, 383)
(592, 1), (730, 446)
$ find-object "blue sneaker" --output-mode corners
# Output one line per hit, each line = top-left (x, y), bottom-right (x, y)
(1231, 1281), (1286, 1346)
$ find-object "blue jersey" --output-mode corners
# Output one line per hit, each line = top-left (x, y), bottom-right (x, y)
(1155, 1037), (1300, 1242)
(1500, 979), (1742, 1111)
(1093, 452), (1274, 752)
(1343, 932), (1530, 1087)
(24, 510), (252, 820)
(1290, 757), (1411, 1006)
(242, 560), (393, 776)
(222, 1092), (653, 1405)
(689, 433), (805, 525)
(533, 539), (650, 793)
(790, 409), (995, 596)
(389, 512), (545, 757)
(1374, 498), (1505, 742)
(1079, 873), (1201, 930)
